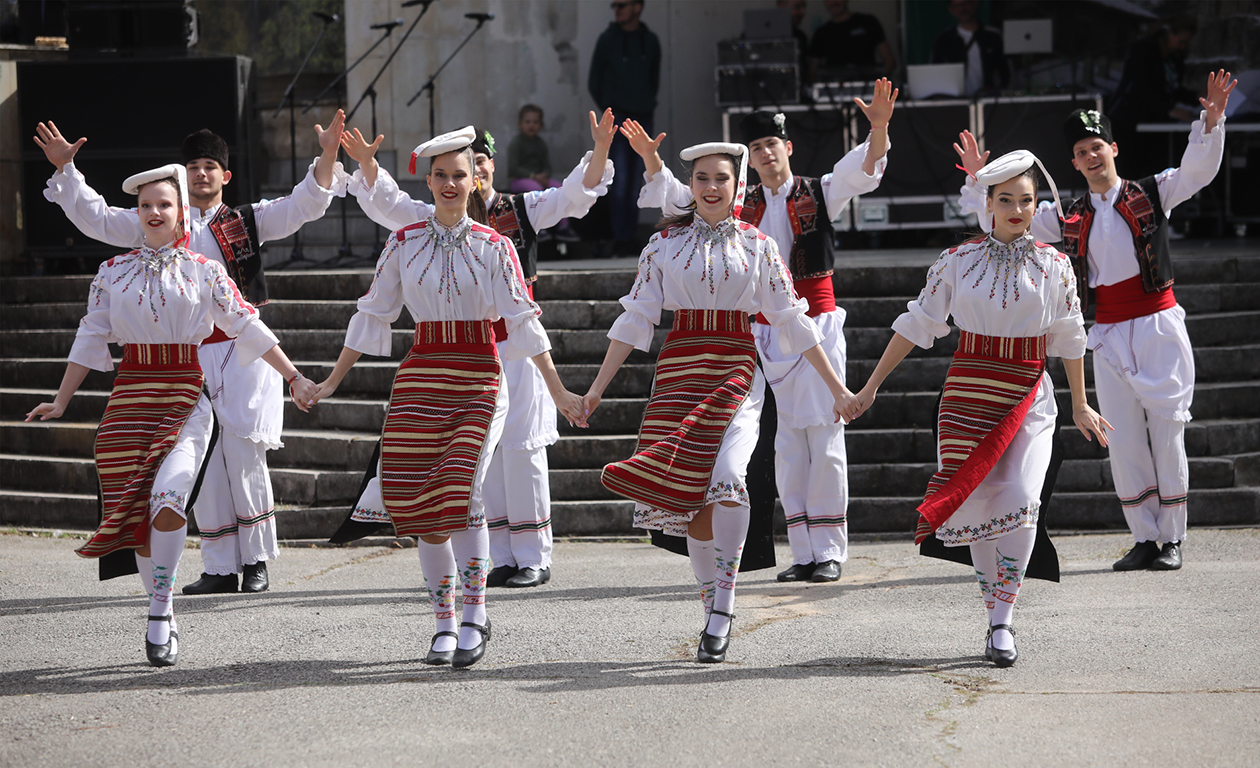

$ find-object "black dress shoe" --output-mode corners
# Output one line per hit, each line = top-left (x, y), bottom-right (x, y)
(241, 562), (269, 593)
(1149, 541), (1183, 571)
(182, 572), (238, 595)
(145, 614), (178, 667)
(505, 567), (551, 588)
(1113, 541), (1161, 571)
(986, 624), (1017, 668)
(776, 563), (814, 582)
(424, 630), (459, 666)
(811, 560), (842, 582)
(697, 609), (733, 664)
(486, 565), (519, 588)
(451, 619), (492, 669)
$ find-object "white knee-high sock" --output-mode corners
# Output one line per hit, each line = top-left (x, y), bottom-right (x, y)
(971, 526), (1036, 651)
(416, 539), (459, 653)
(135, 553), (154, 599)
(147, 525), (187, 645)
(708, 504), (750, 637)
(449, 526), (490, 649)
(969, 537), (1000, 624)
(686, 535), (716, 615)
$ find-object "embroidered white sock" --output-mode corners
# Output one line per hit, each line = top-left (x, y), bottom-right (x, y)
(147, 525), (187, 646)
(686, 534), (716, 615)
(707, 504), (750, 638)
(449, 526), (490, 650)
(988, 526), (1035, 650)
(416, 539), (459, 654)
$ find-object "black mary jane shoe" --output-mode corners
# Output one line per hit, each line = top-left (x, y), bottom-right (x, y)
(451, 619), (492, 669)
(241, 562), (270, 593)
(697, 609), (734, 664)
(424, 630), (459, 666)
(145, 614), (179, 667)
(986, 624), (1018, 668)
(486, 565), (519, 588)
(776, 563), (815, 583)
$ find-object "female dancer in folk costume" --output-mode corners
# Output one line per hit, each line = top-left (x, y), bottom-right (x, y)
(25, 165), (316, 666)
(311, 128), (586, 669)
(332, 110), (616, 589)
(583, 142), (859, 664)
(854, 152), (1110, 667)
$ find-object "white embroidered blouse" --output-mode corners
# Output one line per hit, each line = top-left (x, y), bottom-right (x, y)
(609, 217), (822, 354)
(893, 233), (1086, 359)
(68, 243), (280, 372)
(346, 216), (550, 361)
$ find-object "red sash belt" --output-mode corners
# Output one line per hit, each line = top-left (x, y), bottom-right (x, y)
(915, 331), (1047, 544)
(601, 309), (756, 519)
(413, 319), (495, 346)
(1093, 275), (1177, 323)
(754, 274), (836, 324)
(490, 283), (535, 342)
(202, 327), (232, 345)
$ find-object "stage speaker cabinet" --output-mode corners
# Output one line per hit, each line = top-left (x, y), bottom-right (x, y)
(978, 95), (1103, 202)
(17, 55), (256, 261)
(717, 39), (798, 66)
(66, 0), (196, 56)
(717, 65), (799, 107)
(853, 99), (973, 199)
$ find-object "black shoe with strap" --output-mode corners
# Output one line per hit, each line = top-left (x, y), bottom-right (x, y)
(697, 609), (734, 664)
(424, 631), (459, 666)
(241, 562), (269, 593)
(451, 619), (492, 669)
(986, 624), (1017, 668)
(145, 614), (179, 667)
(1113, 540), (1161, 571)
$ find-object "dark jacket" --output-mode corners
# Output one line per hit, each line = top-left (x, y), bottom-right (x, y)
(588, 22), (661, 114)
(1109, 37), (1198, 129)
(931, 26), (1009, 91)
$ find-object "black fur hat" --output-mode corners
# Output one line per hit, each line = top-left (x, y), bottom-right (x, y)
(471, 127), (496, 158)
(181, 129), (229, 169)
(738, 111), (788, 146)
(1063, 109), (1113, 150)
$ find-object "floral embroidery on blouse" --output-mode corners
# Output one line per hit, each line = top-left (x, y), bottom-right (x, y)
(149, 489), (188, 519)
(109, 245), (203, 323)
(704, 479), (750, 506)
(919, 234), (1054, 312)
(672, 218), (752, 295)
(629, 241), (659, 300)
(410, 216), (483, 303)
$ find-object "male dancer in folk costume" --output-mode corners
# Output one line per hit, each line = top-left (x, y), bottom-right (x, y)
(311, 127), (585, 668)
(35, 113), (345, 593)
(26, 164), (316, 666)
(623, 79), (897, 583)
(955, 70), (1236, 571)
(333, 110), (616, 588)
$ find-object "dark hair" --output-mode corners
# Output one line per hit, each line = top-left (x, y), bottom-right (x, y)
(518, 104), (544, 123)
(428, 147), (489, 225)
(656, 153), (739, 230)
(984, 167), (1040, 198)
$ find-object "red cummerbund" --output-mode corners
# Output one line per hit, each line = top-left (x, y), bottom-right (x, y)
(1093, 276), (1176, 324)
(491, 283), (535, 342)
(754, 274), (836, 324)
(202, 326), (232, 345)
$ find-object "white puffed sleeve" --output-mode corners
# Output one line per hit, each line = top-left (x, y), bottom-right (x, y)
(958, 176), (1062, 244)
(820, 134), (888, 220)
(345, 236), (406, 356)
(892, 250), (955, 349)
(751, 235), (822, 355)
(491, 237), (550, 360)
(1046, 255), (1087, 359)
(637, 166), (693, 216)
(67, 266), (118, 371)
(608, 236), (664, 351)
(1156, 111), (1226, 213)
(253, 158), (338, 245)
(523, 151), (615, 231)
(44, 163), (144, 250)
(347, 165), (434, 232)
(204, 261), (279, 365)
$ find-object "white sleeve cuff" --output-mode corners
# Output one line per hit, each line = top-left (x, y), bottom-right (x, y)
(608, 310), (655, 352)
(892, 309), (945, 350)
(775, 314), (825, 357)
(345, 312), (395, 357)
(1047, 325), (1087, 360)
(232, 320), (281, 366)
(501, 317), (552, 361)
(67, 333), (114, 372)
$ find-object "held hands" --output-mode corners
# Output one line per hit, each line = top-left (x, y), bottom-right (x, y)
(1073, 403), (1113, 448)
(314, 109), (347, 156)
(553, 389), (589, 429)
(589, 108), (617, 150)
(830, 385), (862, 425)
(289, 377), (319, 413)
(1201, 69), (1237, 125)
(619, 119), (665, 161)
(25, 401), (65, 422)
(340, 127), (385, 165)
(852, 384), (878, 420)
(854, 77), (898, 128)
(34, 121), (86, 171)
(953, 130), (988, 179)
(307, 378), (340, 408)
(580, 391), (602, 424)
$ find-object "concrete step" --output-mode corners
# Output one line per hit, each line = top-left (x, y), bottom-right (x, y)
(269, 467), (363, 506)
(1176, 283), (1260, 314)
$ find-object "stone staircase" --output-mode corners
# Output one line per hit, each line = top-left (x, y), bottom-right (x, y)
(3, 248), (1259, 539)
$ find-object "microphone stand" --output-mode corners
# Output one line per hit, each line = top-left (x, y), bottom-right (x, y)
(346, 1), (433, 124)
(405, 16), (492, 137)
(273, 13), (337, 264)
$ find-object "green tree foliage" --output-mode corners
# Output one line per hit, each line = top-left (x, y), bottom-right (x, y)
(194, 0), (345, 75)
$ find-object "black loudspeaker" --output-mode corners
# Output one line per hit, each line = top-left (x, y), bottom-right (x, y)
(17, 55), (255, 261)
(717, 65), (800, 107)
(979, 95), (1103, 201)
(854, 99), (972, 199)
(66, 1), (194, 57)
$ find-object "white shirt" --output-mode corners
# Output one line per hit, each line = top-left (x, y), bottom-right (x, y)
(44, 159), (339, 269)
(959, 112), (1226, 288)
(346, 215), (550, 362)
(609, 217), (823, 355)
(893, 233), (1086, 360)
(345, 151), (614, 233)
(68, 243), (279, 372)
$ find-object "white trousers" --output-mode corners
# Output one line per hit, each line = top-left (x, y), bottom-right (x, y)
(776, 421), (849, 564)
(484, 445), (553, 570)
(1094, 352), (1189, 543)
(194, 431), (279, 575)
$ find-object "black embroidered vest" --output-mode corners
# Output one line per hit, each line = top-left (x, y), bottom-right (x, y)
(1060, 176), (1172, 312)
(739, 175), (836, 280)
(207, 204), (268, 306)
(487, 192), (539, 283)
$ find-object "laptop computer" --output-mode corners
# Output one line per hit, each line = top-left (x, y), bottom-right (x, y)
(744, 9), (792, 40)
(906, 63), (965, 99)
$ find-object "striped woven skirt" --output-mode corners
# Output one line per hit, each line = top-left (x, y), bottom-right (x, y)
(601, 309), (757, 532)
(380, 320), (501, 537)
(915, 331), (1047, 544)
(77, 344), (204, 559)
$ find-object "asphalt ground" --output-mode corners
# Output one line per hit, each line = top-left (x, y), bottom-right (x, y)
(1, 528), (1258, 767)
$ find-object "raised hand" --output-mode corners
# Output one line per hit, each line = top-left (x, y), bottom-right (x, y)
(619, 118), (666, 160)
(1201, 69), (1237, 130)
(590, 108), (616, 150)
(854, 77), (899, 128)
(24, 401), (64, 422)
(1073, 404), (1113, 448)
(340, 127), (384, 165)
(315, 109), (346, 156)
(34, 121), (86, 171)
(953, 129), (989, 179)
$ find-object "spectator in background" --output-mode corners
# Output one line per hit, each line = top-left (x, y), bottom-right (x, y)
(931, 0), (1009, 95)
(777, 0), (810, 88)
(588, 0), (661, 255)
(508, 104), (579, 242)
(808, 0), (896, 82)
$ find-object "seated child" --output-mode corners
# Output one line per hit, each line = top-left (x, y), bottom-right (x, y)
(508, 104), (577, 240)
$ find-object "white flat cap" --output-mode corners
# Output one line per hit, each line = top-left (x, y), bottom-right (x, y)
(680, 142), (746, 162)
(409, 126), (477, 174)
(122, 164), (185, 194)
(975, 149), (1064, 220)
